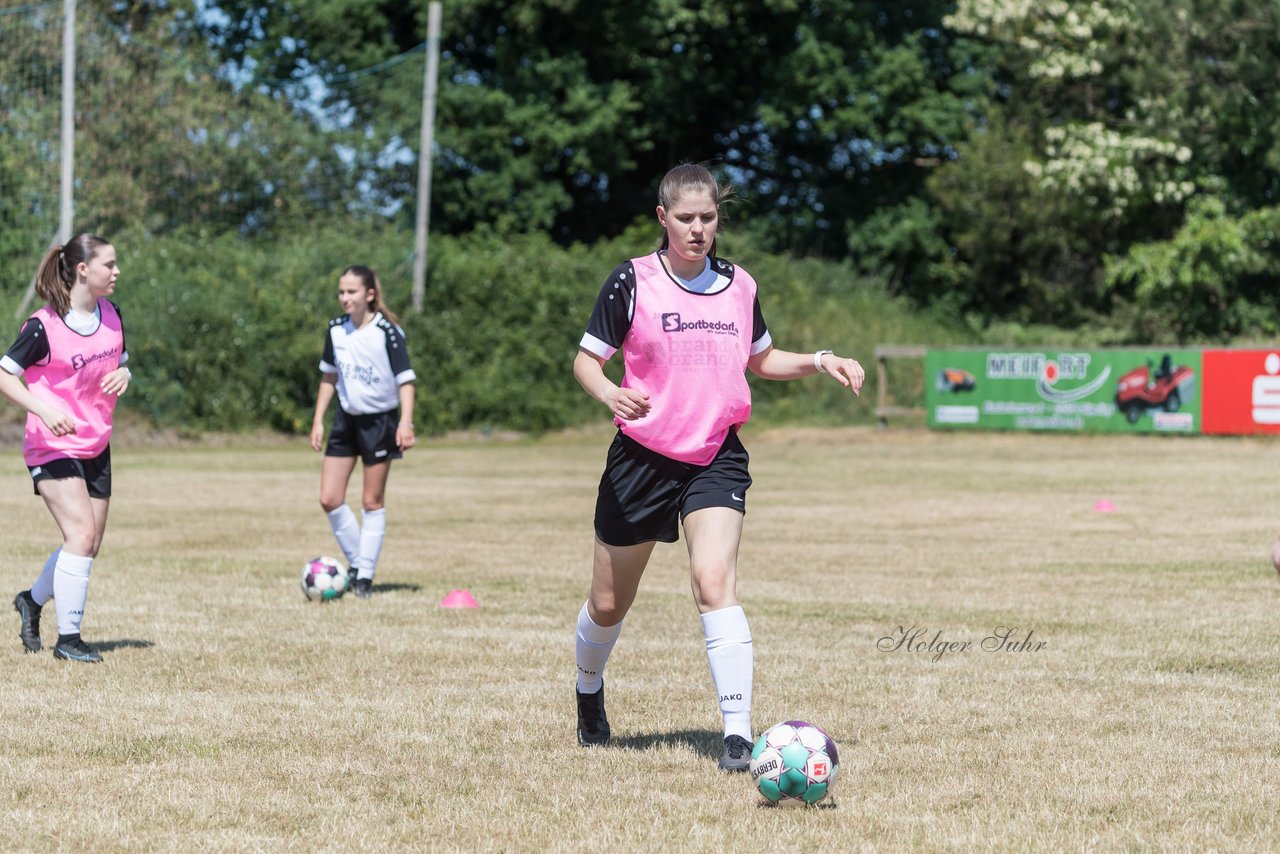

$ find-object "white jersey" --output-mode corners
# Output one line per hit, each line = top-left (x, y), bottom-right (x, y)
(319, 312), (416, 414)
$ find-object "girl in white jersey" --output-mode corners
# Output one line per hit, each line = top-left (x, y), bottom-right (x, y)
(310, 265), (416, 598)
(571, 164), (866, 770)
(4, 233), (131, 663)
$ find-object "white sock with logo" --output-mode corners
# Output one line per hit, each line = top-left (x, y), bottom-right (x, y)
(53, 551), (93, 637)
(31, 548), (60, 606)
(356, 508), (386, 581)
(702, 605), (753, 741)
(575, 601), (622, 694)
(326, 505), (361, 568)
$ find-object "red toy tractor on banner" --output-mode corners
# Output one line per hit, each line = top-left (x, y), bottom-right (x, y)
(1115, 355), (1196, 423)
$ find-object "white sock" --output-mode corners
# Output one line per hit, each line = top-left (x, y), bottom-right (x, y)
(356, 508), (386, 581)
(326, 505), (361, 568)
(53, 551), (93, 637)
(702, 605), (753, 741)
(31, 548), (60, 606)
(575, 601), (622, 694)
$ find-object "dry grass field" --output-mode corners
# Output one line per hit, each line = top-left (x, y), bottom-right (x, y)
(1, 425), (1278, 852)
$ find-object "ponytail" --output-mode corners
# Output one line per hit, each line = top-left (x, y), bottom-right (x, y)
(34, 233), (111, 317)
(34, 245), (72, 317)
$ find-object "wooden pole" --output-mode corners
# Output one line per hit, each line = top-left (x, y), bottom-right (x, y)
(60, 0), (75, 243)
(411, 1), (442, 313)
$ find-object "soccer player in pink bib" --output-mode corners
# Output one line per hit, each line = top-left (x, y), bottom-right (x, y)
(310, 265), (417, 599)
(3, 234), (131, 663)
(571, 164), (865, 770)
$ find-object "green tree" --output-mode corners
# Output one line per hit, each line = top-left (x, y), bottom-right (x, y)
(907, 0), (1280, 335)
(198, 1), (977, 254)
(73, 0), (358, 240)
(1105, 198), (1280, 342)
(0, 0), (66, 293)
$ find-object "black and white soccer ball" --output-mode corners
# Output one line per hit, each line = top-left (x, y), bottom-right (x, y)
(301, 556), (348, 602)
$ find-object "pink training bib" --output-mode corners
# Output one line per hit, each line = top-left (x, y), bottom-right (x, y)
(22, 299), (124, 466)
(617, 254), (757, 465)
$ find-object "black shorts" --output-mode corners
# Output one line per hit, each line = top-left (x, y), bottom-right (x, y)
(325, 408), (402, 466)
(29, 446), (112, 499)
(594, 429), (752, 547)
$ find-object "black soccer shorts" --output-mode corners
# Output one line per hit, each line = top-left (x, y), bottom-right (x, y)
(29, 446), (113, 499)
(325, 408), (403, 466)
(593, 429), (751, 546)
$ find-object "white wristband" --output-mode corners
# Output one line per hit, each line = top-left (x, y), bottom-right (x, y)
(814, 349), (833, 373)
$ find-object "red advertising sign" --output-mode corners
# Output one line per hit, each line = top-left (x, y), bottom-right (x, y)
(1201, 350), (1280, 434)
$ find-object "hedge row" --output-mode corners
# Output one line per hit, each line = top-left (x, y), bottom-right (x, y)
(7, 222), (973, 435)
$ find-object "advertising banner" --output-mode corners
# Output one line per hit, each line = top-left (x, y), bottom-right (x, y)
(926, 349), (1201, 433)
(1201, 349), (1280, 435)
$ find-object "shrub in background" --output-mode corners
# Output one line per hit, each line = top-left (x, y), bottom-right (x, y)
(81, 221), (961, 435)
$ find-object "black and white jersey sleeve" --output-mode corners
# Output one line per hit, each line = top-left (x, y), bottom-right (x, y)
(110, 300), (130, 367)
(318, 316), (343, 374)
(579, 261), (637, 361)
(378, 316), (416, 386)
(750, 296), (772, 356)
(0, 318), (50, 377)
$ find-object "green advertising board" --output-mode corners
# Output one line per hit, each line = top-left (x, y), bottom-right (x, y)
(925, 349), (1201, 433)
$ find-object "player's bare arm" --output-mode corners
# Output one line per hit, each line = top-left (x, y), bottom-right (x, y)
(748, 347), (865, 394)
(574, 349), (650, 420)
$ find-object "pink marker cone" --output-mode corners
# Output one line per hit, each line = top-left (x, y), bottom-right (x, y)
(1092, 499), (1116, 513)
(440, 588), (478, 609)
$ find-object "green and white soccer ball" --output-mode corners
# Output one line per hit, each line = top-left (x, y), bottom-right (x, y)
(301, 556), (348, 602)
(749, 721), (840, 807)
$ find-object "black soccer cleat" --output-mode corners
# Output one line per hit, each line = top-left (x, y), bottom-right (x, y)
(347, 568), (358, 591)
(13, 590), (42, 653)
(576, 684), (611, 746)
(53, 634), (102, 664)
(718, 734), (753, 772)
(353, 578), (373, 599)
